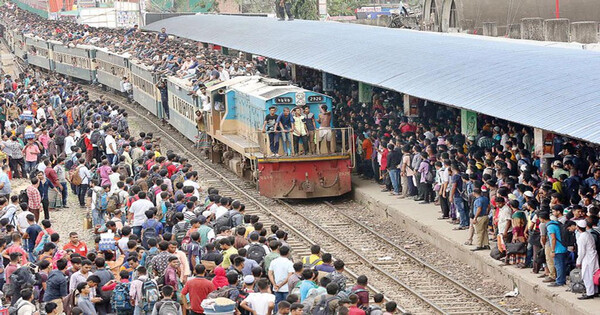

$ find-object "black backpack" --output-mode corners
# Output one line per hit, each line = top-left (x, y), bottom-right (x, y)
(247, 243), (266, 265)
(312, 295), (337, 315)
(18, 190), (28, 204)
(90, 130), (101, 145)
(76, 136), (87, 152)
(547, 221), (575, 248)
(213, 213), (232, 231)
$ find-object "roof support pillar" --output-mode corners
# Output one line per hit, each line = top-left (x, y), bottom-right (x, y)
(544, 18), (570, 42)
(460, 109), (477, 138)
(267, 58), (278, 78)
(358, 82), (373, 104)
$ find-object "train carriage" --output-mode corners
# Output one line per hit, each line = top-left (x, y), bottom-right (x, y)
(130, 61), (162, 117)
(50, 43), (96, 82)
(12, 32), (26, 61)
(95, 49), (130, 91)
(166, 76), (201, 141)
(25, 36), (53, 70)
(206, 76), (354, 198)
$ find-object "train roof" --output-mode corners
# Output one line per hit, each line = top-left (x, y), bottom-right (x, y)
(214, 76), (329, 101)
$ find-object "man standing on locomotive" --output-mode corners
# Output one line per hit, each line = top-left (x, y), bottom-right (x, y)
(302, 105), (317, 155)
(317, 104), (332, 154)
(277, 107), (293, 157)
(262, 106), (280, 157)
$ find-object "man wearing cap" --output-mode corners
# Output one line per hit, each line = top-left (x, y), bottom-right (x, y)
(551, 161), (569, 180)
(182, 264), (216, 315)
(575, 219), (599, 299)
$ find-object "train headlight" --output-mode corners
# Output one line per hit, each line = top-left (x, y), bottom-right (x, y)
(295, 92), (306, 106)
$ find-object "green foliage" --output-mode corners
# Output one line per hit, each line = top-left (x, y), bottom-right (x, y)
(327, 0), (367, 16)
(292, 0), (318, 20)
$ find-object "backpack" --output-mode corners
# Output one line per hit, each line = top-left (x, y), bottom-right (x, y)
(590, 228), (600, 261)
(96, 135), (106, 152)
(96, 191), (109, 211)
(336, 288), (367, 301)
(111, 282), (133, 311)
(174, 222), (190, 245)
(158, 300), (180, 315)
(180, 235), (191, 251)
(213, 213), (232, 232)
(229, 212), (243, 228)
(8, 299), (26, 315)
(70, 166), (83, 185)
(106, 195), (121, 213)
(144, 250), (159, 274)
(9, 266), (36, 294)
(142, 221), (159, 249)
(164, 204), (177, 226)
(207, 286), (236, 299)
(324, 272), (346, 291)
(33, 230), (50, 255)
(247, 243), (267, 265)
(424, 162), (434, 183)
(76, 136), (87, 152)
(90, 130), (101, 146)
(171, 171), (184, 188)
(312, 295), (337, 315)
(65, 158), (74, 171)
(302, 256), (322, 269)
(18, 190), (28, 205)
(569, 268), (586, 294)
(365, 305), (382, 315)
(141, 278), (160, 312)
(547, 221), (575, 248)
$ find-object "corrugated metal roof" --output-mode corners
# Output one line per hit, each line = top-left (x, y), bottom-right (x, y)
(144, 15), (600, 144)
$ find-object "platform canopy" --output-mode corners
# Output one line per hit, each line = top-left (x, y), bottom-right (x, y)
(145, 15), (600, 144)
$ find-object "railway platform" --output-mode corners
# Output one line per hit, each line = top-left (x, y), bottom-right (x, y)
(352, 176), (599, 315)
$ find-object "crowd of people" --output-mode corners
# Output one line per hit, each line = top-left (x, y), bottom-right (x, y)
(309, 74), (600, 300)
(0, 4), (404, 315)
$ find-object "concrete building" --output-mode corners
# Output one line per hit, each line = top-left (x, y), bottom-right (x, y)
(424, 0), (600, 34)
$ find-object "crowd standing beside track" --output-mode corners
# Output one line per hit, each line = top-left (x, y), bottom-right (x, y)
(300, 74), (600, 300)
(0, 6), (402, 315)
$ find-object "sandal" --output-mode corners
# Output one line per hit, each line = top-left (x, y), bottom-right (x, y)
(464, 240), (472, 245)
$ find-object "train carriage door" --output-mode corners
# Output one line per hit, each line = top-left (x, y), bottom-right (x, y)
(211, 88), (226, 132)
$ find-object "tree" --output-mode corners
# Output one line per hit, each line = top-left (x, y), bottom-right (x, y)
(327, 0), (368, 16)
(292, 0), (318, 20)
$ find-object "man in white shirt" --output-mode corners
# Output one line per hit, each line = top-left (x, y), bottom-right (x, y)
(128, 191), (154, 237)
(241, 278), (275, 315)
(268, 246), (294, 309)
(104, 128), (117, 165)
(64, 129), (76, 156)
(182, 171), (201, 199)
(215, 197), (229, 220)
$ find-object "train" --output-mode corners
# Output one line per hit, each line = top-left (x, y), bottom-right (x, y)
(0, 24), (354, 199)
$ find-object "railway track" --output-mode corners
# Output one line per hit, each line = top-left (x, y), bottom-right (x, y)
(84, 84), (511, 315)
(289, 200), (511, 315)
